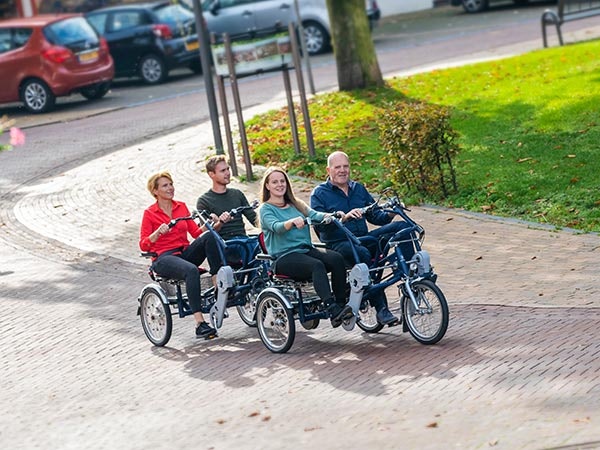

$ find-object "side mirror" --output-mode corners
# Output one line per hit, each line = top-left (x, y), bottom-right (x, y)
(209, 0), (221, 15)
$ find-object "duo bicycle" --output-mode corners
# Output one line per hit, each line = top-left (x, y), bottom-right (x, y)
(137, 191), (449, 353)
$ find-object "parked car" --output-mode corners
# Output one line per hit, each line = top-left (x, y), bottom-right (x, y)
(0, 14), (114, 113)
(186, 0), (381, 56)
(85, 1), (202, 84)
(451, 0), (553, 13)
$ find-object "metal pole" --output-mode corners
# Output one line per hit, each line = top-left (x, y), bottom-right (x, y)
(282, 65), (301, 155)
(289, 22), (315, 158)
(223, 33), (253, 180)
(293, 0), (315, 95)
(216, 74), (238, 176)
(192, 0), (224, 154)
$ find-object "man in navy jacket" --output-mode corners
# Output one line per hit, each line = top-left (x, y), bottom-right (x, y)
(310, 151), (412, 326)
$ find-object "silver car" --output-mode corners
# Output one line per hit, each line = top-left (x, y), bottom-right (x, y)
(185, 0), (380, 55)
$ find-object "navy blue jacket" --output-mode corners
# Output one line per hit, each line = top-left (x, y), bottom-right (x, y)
(310, 178), (391, 243)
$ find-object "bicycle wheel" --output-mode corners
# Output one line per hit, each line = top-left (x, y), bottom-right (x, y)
(140, 287), (172, 346)
(402, 279), (448, 345)
(236, 293), (257, 327)
(256, 292), (295, 353)
(357, 302), (384, 333)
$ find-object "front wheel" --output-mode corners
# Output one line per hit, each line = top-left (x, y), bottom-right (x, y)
(140, 287), (172, 346)
(256, 292), (295, 353)
(402, 279), (448, 345)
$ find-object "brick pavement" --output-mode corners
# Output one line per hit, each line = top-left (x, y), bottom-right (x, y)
(2, 33), (600, 450)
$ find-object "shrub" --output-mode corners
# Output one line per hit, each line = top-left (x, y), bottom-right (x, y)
(379, 101), (459, 200)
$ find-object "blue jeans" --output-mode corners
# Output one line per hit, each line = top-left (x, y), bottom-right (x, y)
(329, 221), (413, 312)
(152, 233), (221, 314)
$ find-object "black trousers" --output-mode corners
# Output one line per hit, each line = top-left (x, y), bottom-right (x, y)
(152, 233), (221, 314)
(274, 247), (346, 305)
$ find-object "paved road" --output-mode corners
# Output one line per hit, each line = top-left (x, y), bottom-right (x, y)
(1, 6), (600, 450)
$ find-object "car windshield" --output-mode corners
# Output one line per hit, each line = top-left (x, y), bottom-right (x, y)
(44, 17), (99, 49)
(154, 4), (194, 27)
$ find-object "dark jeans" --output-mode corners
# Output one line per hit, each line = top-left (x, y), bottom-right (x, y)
(273, 247), (346, 306)
(329, 221), (413, 312)
(152, 232), (221, 314)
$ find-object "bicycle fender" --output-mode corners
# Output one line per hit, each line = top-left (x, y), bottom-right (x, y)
(257, 287), (294, 310)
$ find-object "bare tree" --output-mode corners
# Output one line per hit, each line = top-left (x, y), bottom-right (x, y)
(325, 0), (384, 90)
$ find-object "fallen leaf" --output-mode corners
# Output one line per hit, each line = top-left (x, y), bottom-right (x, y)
(476, 256), (483, 260)
(566, 154), (576, 158)
(304, 426), (323, 432)
(426, 422), (438, 428)
(248, 411), (260, 418)
(517, 157), (531, 162)
(574, 417), (590, 423)
(216, 419), (226, 424)
(489, 440), (499, 446)
(262, 415), (271, 422)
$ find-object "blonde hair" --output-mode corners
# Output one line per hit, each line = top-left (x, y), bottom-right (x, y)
(259, 167), (309, 214)
(146, 171), (173, 198)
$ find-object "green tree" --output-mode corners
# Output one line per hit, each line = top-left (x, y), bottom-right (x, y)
(325, 0), (383, 90)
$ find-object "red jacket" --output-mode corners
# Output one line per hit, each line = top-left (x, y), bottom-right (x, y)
(139, 200), (203, 257)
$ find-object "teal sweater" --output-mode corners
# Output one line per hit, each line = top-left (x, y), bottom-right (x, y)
(259, 203), (326, 258)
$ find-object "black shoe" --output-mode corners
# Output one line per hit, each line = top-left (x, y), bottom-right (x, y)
(329, 304), (354, 328)
(195, 322), (217, 339)
(376, 307), (400, 327)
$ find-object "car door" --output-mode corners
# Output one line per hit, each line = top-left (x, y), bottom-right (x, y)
(204, 0), (255, 39)
(0, 26), (34, 103)
(103, 9), (153, 76)
(251, 0), (293, 33)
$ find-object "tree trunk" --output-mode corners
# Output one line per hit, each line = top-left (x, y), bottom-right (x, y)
(326, 0), (384, 90)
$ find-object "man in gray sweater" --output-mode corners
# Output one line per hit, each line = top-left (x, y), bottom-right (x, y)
(196, 155), (258, 266)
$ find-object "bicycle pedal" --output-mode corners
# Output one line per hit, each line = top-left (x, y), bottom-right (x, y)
(205, 333), (218, 340)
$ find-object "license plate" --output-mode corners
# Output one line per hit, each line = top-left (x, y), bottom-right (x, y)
(185, 40), (199, 51)
(78, 50), (99, 63)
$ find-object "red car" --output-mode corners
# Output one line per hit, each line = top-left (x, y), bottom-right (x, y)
(0, 14), (114, 113)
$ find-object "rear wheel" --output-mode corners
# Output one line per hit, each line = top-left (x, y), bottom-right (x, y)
(402, 279), (448, 345)
(140, 287), (172, 346)
(139, 54), (167, 84)
(302, 20), (330, 55)
(236, 293), (257, 327)
(21, 79), (55, 113)
(357, 302), (384, 333)
(256, 292), (295, 353)
(462, 0), (488, 13)
(189, 60), (202, 74)
(80, 82), (111, 100)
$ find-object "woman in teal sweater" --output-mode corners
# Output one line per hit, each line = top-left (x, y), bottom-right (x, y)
(259, 167), (352, 327)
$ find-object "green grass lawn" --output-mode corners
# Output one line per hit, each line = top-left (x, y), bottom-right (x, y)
(246, 39), (600, 232)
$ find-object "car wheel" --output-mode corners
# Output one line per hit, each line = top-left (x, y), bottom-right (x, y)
(302, 20), (330, 55)
(462, 0), (489, 13)
(139, 54), (167, 84)
(189, 60), (202, 75)
(80, 82), (111, 100)
(20, 78), (56, 113)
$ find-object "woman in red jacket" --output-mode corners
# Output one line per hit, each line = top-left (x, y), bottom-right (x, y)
(139, 171), (221, 339)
